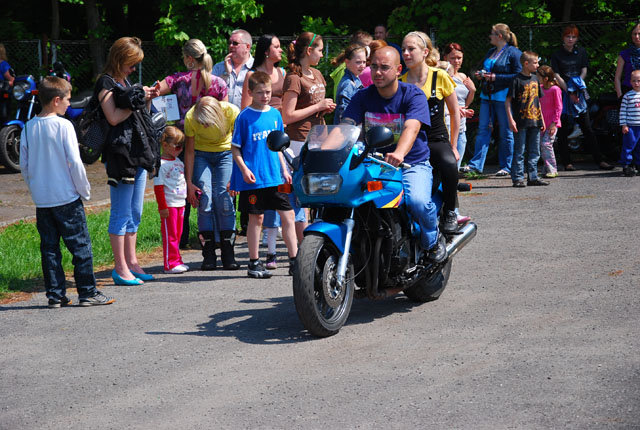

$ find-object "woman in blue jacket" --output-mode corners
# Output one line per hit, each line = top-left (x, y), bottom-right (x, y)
(462, 23), (522, 176)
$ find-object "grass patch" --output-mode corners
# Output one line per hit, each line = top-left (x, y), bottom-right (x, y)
(463, 171), (489, 180)
(0, 201), (199, 298)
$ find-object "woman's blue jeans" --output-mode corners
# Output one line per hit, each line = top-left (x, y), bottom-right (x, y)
(108, 167), (147, 235)
(468, 99), (514, 173)
(193, 150), (236, 241)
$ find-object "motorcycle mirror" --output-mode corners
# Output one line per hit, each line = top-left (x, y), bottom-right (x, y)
(267, 130), (291, 152)
(365, 126), (394, 149)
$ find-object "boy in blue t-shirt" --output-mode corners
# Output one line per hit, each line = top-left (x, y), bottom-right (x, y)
(230, 71), (298, 278)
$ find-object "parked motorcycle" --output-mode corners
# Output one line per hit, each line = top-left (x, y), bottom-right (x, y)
(268, 124), (477, 337)
(0, 73), (38, 172)
(0, 63), (89, 172)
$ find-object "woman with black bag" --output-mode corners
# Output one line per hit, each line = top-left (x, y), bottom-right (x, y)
(96, 36), (161, 286)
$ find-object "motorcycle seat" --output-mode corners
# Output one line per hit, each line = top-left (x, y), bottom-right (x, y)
(69, 95), (92, 109)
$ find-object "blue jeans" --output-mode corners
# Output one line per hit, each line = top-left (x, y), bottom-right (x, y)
(511, 127), (541, 182)
(193, 150), (235, 240)
(456, 129), (467, 169)
(402, 160), (438, 250)
(108, 167), (147, 235)
(468, 99), (514, 173)
(36, 198), (97, 300)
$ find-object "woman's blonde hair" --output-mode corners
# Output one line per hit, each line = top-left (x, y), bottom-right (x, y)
(103, 37), (144, 80)
(183, 39), (213, 92)
(0, 44), (7, 62)
(493, 23), (518, 47)
(194, 96), (231, 136)
(403, 31), (439, 67)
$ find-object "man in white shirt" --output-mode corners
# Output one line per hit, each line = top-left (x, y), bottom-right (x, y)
(213, 29), (254, 108)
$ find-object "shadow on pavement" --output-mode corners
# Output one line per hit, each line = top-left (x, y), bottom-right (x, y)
(146, 294), (422, 344)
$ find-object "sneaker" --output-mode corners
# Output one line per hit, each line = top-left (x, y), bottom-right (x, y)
(513, 180), (526, 188)
(623, 165), (636, 177)
(495, 169), (509, 177)
(527, 178), (550, 186)
(48, 296), (72, 308)
(164, 264), (189, 274)
(544, 172), (559, 178)
(457, 214), (471, 225)
(248, 260), (272, 279)
(265, 253), (277, 270)
(79, 292), (115, 307)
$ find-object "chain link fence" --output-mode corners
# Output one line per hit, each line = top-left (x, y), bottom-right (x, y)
(441, 19), (636, 99)
(2, 20), (635, 98)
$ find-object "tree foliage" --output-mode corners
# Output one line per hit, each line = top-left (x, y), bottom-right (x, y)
(154, 0), (263, 60)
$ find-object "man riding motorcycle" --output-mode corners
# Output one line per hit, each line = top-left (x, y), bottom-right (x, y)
(340, 46), (446, 263)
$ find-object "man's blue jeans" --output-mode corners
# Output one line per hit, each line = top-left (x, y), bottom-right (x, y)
(402, 160), (438, 250)
(193, 150), (236, 241)
(468, 99), (514, 173)
(511, 127), (541, 182)
(36, 198), (97, 301)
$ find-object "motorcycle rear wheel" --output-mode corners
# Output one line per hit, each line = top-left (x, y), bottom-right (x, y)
(0, 124), (21, 173)
(293, 234), (354, 337)
(403, 259), (453, 302)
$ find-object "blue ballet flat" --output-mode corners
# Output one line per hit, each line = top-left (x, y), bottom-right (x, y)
(112, 270), (144, 286)
(131, 271), (154, 281)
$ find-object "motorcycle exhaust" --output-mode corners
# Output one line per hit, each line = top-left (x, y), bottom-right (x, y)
(446, 221), (477, 259)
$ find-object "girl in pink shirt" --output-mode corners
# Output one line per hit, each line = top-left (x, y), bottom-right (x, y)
(538, 65), (563, 177)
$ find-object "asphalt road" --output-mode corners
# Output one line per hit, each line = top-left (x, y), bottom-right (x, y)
(1, 164), (639, 429)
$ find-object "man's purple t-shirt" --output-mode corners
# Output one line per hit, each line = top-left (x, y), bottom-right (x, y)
(342, 81), (430, 165)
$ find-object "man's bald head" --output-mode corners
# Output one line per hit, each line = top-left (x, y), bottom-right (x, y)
(373, 46), (401, 65)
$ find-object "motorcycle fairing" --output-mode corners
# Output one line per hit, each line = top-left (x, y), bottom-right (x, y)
(303, 222), (348, 254)
(3, 120), (24, 128)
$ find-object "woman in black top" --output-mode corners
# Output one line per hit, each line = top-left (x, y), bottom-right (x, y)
(551, 24), (613, 171)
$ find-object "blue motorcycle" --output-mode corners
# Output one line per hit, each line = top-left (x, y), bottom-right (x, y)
(268, 124), (477, 337)
(0, 63), (89, 172)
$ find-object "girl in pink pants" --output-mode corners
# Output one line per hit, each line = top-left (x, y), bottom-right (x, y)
(154, 127), (190, 274)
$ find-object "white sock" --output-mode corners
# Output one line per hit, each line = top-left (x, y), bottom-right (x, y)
(265, 227), (278, 254)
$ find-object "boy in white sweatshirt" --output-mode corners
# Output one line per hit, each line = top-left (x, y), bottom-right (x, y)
(20, 76), (114, 308)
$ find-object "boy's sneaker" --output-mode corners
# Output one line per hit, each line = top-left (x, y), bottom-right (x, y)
(265, 253), (277, 270)
(623, 165), (636, 177)
(248, 260), (272, 279)
(79, 292), (115, 307)
(544, 172), (559, 178)
(513, 180), (526, 188)
(48, 296), (72, 308)
(527, 178), (550, 186)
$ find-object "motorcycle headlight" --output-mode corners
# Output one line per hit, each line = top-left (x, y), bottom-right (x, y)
(12, 82), (29, 101)
(302, 174), (343, 195)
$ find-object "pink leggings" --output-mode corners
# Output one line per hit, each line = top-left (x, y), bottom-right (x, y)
(540, 129), (558, 174)
(161, 207), (185, 271)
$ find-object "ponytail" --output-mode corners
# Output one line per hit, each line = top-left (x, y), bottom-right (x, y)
(493, 23), (518, 48)
(287, 32), (323, 76)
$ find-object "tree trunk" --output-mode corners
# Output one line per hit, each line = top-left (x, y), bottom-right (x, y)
(562, 0), (573, 22)
(85, 0), (104, 78)
(51, 0), (60, 39)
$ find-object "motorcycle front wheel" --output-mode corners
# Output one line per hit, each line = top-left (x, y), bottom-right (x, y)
(403, 259), (453, 302)
(0, 124), (21, 173)
(293, 234), (354, 337)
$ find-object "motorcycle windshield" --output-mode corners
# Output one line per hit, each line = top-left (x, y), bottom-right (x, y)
(302, 125), (362, 174)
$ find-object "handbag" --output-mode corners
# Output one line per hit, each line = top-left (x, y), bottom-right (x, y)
(76, 85), (113, 164)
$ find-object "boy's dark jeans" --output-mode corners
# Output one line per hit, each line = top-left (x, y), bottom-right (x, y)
(36, 198), (97, 301)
